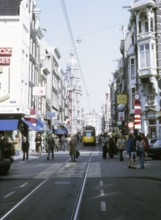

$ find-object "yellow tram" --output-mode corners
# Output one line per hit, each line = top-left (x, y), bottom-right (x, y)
(82, 126), (96, 146)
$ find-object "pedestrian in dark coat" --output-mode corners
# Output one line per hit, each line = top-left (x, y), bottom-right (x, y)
(108, 135), (115, 158)
(69, 135), (77, 162)
(35, 133), (42, 156)
(47, 134), (55, 160)
(22, 136), (30, 161)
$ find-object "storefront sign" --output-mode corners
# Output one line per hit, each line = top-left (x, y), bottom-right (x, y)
(0, 58), (10, 65)
(33, 87), (46, 96)
(0, 48), (12, 56)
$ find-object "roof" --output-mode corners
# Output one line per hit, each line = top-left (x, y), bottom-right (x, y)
(0, 0), (22, 16)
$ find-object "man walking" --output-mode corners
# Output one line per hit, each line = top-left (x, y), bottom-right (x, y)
(47, 134), (55, 160)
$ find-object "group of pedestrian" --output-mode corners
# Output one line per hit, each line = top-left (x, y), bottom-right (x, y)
(126, 132), (149, 169)
(100, 133), (117, 159)
(100, 131), (149, 169)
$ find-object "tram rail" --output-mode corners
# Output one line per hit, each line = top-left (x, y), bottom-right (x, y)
(0, 145), (100, 220)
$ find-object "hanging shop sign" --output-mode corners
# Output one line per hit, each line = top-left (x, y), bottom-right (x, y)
(33, 87), (46, 96)
(0, 47), (12, 66)
(117, 95), (127, 104)
(0, 48), (12, 56)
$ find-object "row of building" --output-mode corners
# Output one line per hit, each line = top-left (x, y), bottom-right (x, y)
(0, 0), (103, 150)
(103, 0), (161, 138)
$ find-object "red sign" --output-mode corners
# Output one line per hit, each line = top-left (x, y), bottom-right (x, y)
(0, 48), (12, 56)
(134, 100), (141, 106)
(134, 109), (141, 115)
(128, 122), (134, 128)
(0, 58), (10, 65)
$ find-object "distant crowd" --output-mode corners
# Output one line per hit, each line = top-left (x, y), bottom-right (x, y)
(99, 132), (149, 169)
(0, 131), (149, 169)
(0, 132), (81, 163)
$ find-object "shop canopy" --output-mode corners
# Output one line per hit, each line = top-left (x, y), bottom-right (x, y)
(0, 119), (19, 131)
(22, 118), (44, 132)
(54, 126), (68, 135)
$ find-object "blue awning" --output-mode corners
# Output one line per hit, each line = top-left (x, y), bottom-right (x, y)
(54, 127), (68, 135)
(0, 119), (19, 131)
(36, 119), (45, 131)
(22, 118), (44, 132)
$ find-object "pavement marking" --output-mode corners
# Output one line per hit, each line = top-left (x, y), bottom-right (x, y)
(19, 182), (28, 188)
(100, 189), (105, 196)
(1, 178), (48, 220)
(100, 180), (103, 186)
(4, 192), (15, 199)
(101, 201), (106, 211)
(55, 181), (71, 185)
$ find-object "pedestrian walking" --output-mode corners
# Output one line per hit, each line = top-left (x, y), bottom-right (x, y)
(47, 134), (55, 160)
(61, 135), (68, 151)
(35, 133), (42, 156)
(108, 135), (115, 158)
(117, 135), (126, 161)
(127, 134), (136, 169)
(69, 135), (77, 162)
(101, 134), (109, 159)
(136, 134), (145, 169)
(140, 132), (149, 160)
(54, 136), (59, 151)
(13, 135), (20, 155)
(22, 136), (30, 161)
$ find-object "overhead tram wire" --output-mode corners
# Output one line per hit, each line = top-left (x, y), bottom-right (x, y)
(77, 21), (128, 39)
(60, 0), (91, 113)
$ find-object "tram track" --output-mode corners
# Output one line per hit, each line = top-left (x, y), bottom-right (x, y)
(0, 145), (100, 220)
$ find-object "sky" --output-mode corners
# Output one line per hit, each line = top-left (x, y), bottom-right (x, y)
(37, 0), (132, 113)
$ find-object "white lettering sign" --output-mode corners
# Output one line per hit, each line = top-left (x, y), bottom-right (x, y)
(0, 48), (12, 56)
(0, 58), (10, 65)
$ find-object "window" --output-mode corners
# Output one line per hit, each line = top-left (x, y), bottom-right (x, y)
(145, 21), (148, 32)
(139, 44), (150, 68)
(132, 88), (135, 109)
(130, 58), (135, 79)
(150, 18), (154, 32)
(139, 21), (142, 34)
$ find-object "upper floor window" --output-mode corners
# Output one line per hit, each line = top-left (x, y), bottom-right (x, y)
(130, 58), (136, 79)
(138, 12), (148, 34)
(139, 43), (150, 68)
(150, 18), (154, 32)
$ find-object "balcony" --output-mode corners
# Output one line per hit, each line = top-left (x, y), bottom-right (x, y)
(137, 32), (155, 41)
(138, 68), (157, 78)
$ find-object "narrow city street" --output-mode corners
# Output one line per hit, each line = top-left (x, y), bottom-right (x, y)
(0, 145), (161, 220)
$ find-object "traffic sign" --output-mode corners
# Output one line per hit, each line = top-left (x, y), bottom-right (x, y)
(128, 122), (134, 128)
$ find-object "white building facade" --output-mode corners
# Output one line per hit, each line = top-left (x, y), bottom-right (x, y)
(66, 51), (83, 134)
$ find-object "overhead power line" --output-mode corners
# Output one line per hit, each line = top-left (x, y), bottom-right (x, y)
(60, 0), (91, 112)
(78, 21), (128, 38)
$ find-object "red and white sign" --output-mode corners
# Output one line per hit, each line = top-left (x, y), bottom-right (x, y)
(128, 122), (134, 128)
(0, 58), (10, 65)
(25, 109), (36, 125)
(134, 94), (141, 128)
(134, 108), (141, 115)
(33, 87), (46, 96)
(0, 48), (12, 56)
